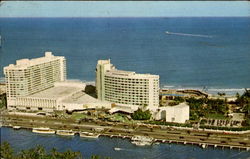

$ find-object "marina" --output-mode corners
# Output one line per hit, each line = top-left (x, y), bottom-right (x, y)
(5, 124), (249, 151)
(1, 112), (250, 151)
(1, 127), (250, 159)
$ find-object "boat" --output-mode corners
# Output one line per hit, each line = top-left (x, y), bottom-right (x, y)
(56, 130), (75, 136)
(131, 136), (154, 146)
(114, 147), (122, 151)
(201, 144), (207, 149)
(79, 132), (100, 139)
(32, 127), (55, 134)
(13, 126), (21, 130)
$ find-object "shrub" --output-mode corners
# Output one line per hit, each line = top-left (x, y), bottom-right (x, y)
(147, 120), (192, 127)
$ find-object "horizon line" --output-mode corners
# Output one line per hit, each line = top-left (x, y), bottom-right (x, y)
(0, 16), (249, 18)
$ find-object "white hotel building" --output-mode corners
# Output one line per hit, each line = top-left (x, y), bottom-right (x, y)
(4, 52), (66, 109)
(4, 52), (110, 111)
(96, 59), (159, 111)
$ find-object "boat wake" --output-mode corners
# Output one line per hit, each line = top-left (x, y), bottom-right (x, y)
(166, 31), (213, 38)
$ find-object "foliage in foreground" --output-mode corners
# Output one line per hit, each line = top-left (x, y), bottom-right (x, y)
(131, 108), (151, 120)
(147, 120), (192, 127)
(0, 142), (110, 159)
(0, 93), (7, 109)
(199, 125), (250, 131)
(236, 89), (250, 126)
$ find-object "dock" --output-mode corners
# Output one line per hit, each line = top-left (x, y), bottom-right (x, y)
(1, 113), (250, 151)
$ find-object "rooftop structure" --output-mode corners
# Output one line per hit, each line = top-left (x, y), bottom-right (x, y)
(96, 59), (159, 111)
(15, 81), (111, 112)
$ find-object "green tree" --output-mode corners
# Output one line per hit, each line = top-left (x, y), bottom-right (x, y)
(0, 142), (82, 159)
(85, 85), (97, 98)
(0, 93), (7, 109)
(245, 117), (250, 126)
(0, 142), (13, 159)
(91, 155), (100, 159)
(174, 96), (185, 103)
(243, 104), (250, 115)
(131, 109), (151, 120)
(236, 89), (250, 108)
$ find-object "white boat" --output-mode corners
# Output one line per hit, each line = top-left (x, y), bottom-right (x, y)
(13, 126), (21, 130)
(114, 147), (122, 151)
(32, 127), (55, 134)
(201, 144), (207, 149)
(80, 132), (100, 139)
(56, 130), (75, 136)
(131, 136), (154, 146)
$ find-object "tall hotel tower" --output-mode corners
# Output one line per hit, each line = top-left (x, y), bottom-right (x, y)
(96, 60), (159, 110)
(4, 52), (66, 108)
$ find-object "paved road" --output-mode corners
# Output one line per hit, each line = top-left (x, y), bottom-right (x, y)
(2, 113), (250, 150)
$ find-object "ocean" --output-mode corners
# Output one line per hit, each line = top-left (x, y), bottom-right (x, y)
(1, 127), (250, 159)
(0, 17), (250, 95)
(0, 17), (250, 158)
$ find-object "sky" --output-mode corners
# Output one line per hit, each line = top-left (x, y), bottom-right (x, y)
(0, 1), (249, 17)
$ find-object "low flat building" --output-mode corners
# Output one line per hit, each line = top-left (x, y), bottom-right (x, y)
(61, 90), (111, 111)
(155, 102), (189, 123)
(15, 81), (111, 112)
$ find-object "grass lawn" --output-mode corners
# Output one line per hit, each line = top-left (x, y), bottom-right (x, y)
(71, 113), (87, 120)
(111, 113), (131, 123)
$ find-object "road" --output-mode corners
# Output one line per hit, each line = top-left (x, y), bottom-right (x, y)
(1, 113), (250, 150)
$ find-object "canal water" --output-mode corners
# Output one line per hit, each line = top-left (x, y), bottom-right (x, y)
(1, 127), (249, 159)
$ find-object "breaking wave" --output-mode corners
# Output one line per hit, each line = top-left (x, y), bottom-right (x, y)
(161, 85), (247, 95)
(166, 31), (213, 38)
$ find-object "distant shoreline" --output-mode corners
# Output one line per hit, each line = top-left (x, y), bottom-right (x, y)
(0, 80), (248, 96)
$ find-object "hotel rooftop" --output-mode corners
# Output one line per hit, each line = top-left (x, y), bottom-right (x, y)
(106, 69), (159, 78)
(5, 52), (64, 69)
